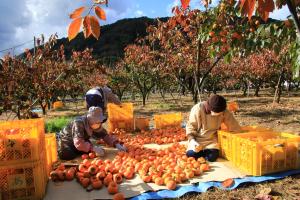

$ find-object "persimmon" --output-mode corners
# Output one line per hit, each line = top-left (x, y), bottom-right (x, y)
(89, 152), (96, 159)
(96, 171), (106, 180)
(76, 172), (84, 180)
(50, 171), (59, 182)
(197, 157), (206, 164)
(80, 177), (90, 188)
(108, 182), (118, 194)
(95, 159), (103, 166)
(123, 170), (134, 179)
(154, 177), (164, 185)
(57, 164), (65, 171)
(222, 178), (234, 188)
(113, 193), (125, 200)
(92, 180), (103, 189)
(185, 170), (194, 178)
(81, 154), (89, 160)
(82, 159), (91, 167)
(113, 173), (123, 184)
(88, 165), (98, 175)
(200, 163), (210, 171)
(142, 175), (151, 183)
(166, 180), (177, 190)
(103, 176), (113, 187)
(82, 171), (90, 178)
(56, 170), (65, 181)
(65, 169), (75, 181)
(194, 168), (202, 176)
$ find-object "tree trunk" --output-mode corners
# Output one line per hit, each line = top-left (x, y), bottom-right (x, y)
(142, 94), (146, 106)
(17, 106), (21, 120)
(273, 68), (285, 104)
(192, 89), (198, 104)
(40, 102), (47, 115)
(254, 82), (261, 97)
(242, 81), (248, 96)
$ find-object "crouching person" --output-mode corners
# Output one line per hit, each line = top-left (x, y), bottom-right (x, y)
(186, 95), (241, 162)
(57, 106), (127, 160)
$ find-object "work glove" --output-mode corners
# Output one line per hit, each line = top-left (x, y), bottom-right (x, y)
(116, 143), (127, 152)
(187, 139), (200, 152)
(92, 146), (105, 157)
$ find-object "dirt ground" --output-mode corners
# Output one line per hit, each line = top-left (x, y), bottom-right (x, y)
(2, 89), (300, 199)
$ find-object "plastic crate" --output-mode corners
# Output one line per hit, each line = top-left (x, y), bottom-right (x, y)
(0, 161), (47, 200)
(52, 101), (64, 109)
(232, 131), (300, 176)
(154, 113), (182, 129)
(0, 119), (46, 165)
(218, 126), (272, 161)
(45, 134), (58, 176)
(134, 117), (150, 131)
(107, 103), (134, 132)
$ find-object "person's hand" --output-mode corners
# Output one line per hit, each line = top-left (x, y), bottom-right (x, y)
(187, 139), (199, 152)
(116, 143), (127, 152)
(92, 146), (105, 157)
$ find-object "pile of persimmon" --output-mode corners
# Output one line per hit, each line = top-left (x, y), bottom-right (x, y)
(50, 143), (211, 192)
(120, 143), (210, 190)
(100, 127), (187, 146)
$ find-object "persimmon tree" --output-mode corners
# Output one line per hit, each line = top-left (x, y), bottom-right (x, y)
(124, 44), (160, 106)
(0, 55), (32, 119)
(107, 60), (131, 101)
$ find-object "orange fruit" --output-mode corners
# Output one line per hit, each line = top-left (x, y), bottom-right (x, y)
(113, 193), (125, 200)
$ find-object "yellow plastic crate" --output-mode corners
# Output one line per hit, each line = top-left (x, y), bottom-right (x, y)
(52, 101), (64, 109)
(154, 113), (182, 129)
(134, 117), (150, 131)
(107, 103), (134, 132)
(232, 132), (300, 176)
(0, 119), (46, 165)
(45, 134), (58, 176)
(0, 161), (47, 200)
(218, 126), (272, 161)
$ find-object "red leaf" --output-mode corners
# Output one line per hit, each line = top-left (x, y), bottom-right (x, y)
(69, 7), (85, 19)
(222, 178), (235, 188)
(240, 0), (256, 20)
(95, 6), (106, 21)
(181, 0), (191, 10)
(83, 16), (92, 38)
(257, 0), (274, 21)
(90, 16), (100, 39)
(68, 17), (83, 41)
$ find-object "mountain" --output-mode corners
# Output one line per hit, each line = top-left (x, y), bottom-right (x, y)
(54, 17), (169, 61)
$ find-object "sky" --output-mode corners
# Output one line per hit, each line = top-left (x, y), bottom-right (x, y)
(0, 0), (291, 57)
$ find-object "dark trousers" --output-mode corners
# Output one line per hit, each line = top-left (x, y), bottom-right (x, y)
(56, 132), (90, 160)
(186, 149), (219, 162)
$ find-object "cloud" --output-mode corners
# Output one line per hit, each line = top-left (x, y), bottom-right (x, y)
(135, 10), (144, 17)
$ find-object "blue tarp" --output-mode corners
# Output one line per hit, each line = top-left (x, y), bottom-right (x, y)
(131, 169), (300, 200)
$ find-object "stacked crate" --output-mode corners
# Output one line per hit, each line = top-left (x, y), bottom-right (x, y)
(0, 119), (47, 200)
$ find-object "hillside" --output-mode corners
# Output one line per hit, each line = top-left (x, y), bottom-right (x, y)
(54, 17), (168, 61)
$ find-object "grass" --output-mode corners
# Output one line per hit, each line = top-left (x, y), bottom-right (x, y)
(45, 116), (73, 133)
